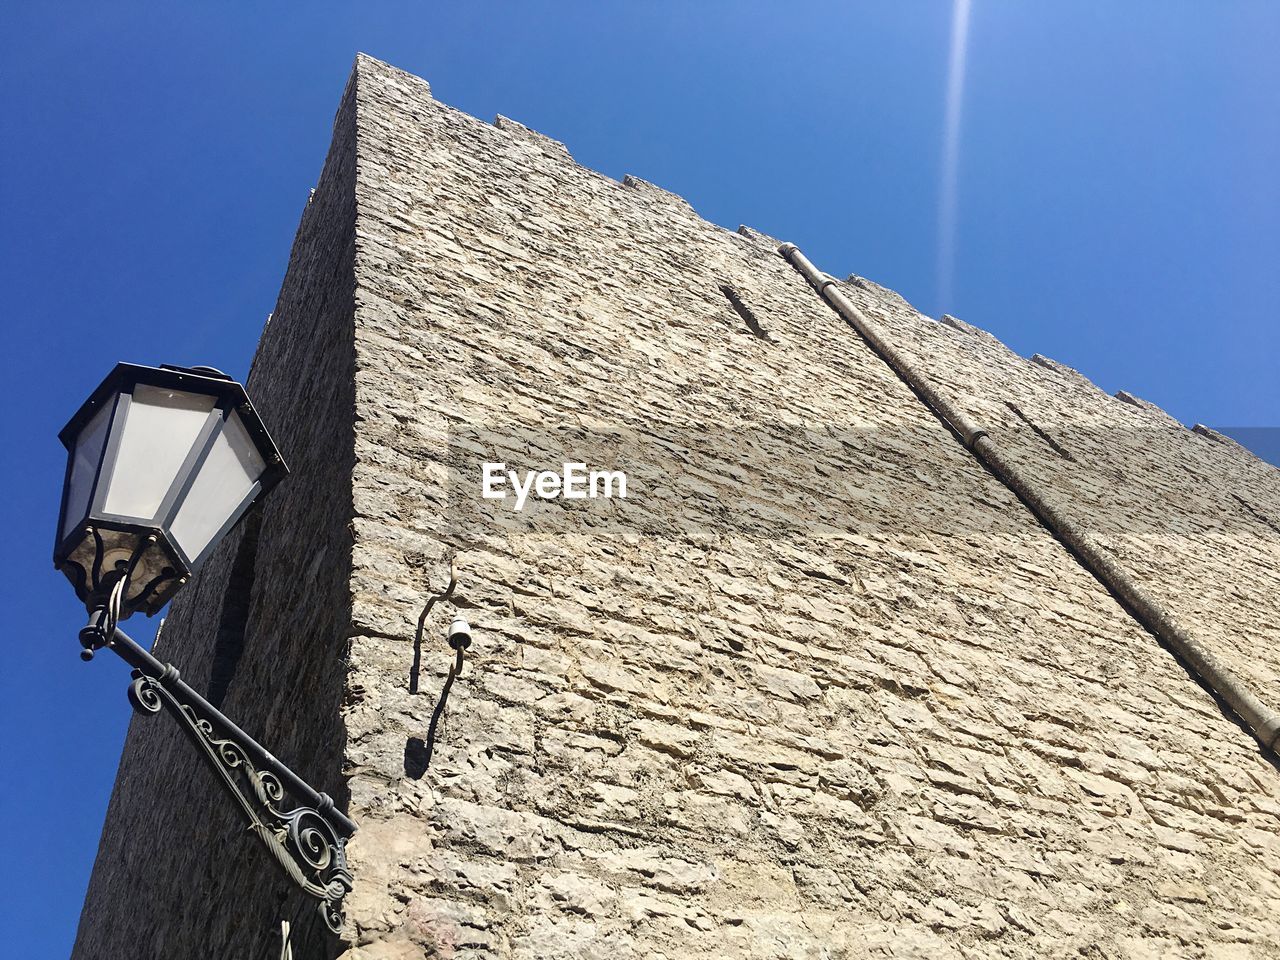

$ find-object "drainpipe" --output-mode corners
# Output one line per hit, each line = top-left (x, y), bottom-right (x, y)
(778, 241), (1280, 753)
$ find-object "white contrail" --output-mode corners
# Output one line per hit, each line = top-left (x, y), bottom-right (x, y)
(938, 0), (973, 309)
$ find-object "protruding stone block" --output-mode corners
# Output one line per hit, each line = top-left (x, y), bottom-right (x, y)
(494, 114), (572, 160)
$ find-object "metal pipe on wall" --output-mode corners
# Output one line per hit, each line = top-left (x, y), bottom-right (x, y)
(778, 241), (1280, 753)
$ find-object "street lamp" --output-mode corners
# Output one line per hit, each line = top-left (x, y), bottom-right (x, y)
(55, 362), (288, 622)
(56, 362), (354, 933)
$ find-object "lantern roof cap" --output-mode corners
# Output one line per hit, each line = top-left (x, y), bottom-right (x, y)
(159, 363), (233, 380)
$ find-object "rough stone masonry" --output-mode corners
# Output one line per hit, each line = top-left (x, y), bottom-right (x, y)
(73, 55), (1280, 960)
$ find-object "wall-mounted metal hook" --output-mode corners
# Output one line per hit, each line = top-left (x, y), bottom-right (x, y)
(409, 556), (457, 695)
(419, 618), (470, 772)
(404, 556), (473, 778)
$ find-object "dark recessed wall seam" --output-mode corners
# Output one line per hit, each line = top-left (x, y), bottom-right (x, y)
(720, 284), (772, 341)
(1004, 401), (1076, 462)
(208, 510), (262, 709)
(778, 241), (1280, 755)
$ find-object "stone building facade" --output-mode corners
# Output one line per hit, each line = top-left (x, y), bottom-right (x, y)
(73, 55), (1280, 960)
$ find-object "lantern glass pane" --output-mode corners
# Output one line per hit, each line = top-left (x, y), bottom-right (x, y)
(169, 410), (266, 561)
(62, 400), (114, 538)
(102, 385), (217, 521)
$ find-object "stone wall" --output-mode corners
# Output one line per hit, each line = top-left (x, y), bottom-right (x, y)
(339, 56), (1280, 959)
(75, 54), (1280, 960)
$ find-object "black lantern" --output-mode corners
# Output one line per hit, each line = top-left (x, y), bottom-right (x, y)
(54, 363), (287, 619)
(53, 361), (356, 932)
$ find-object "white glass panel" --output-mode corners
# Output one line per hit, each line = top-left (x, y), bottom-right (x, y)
(169, 411), (265, 561)
(102, 385), (216, 521)
(62, 400), (113, 538)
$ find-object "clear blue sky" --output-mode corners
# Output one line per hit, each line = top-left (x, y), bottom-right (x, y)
(1, 2), (1276, 955)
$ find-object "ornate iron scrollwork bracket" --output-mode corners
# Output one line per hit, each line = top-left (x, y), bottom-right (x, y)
(127, 670), (353, 932)
(83, 610), (357, 935)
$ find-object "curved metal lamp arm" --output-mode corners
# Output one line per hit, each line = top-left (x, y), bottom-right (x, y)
(81, 614), (355, 934)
